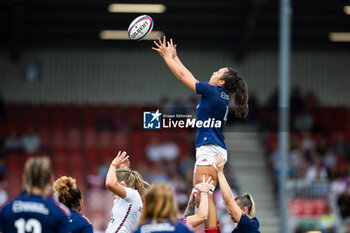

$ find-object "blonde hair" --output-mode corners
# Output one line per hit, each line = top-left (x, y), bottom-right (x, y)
(24, 156), (52, 198)
(53, 176), (82, 211)
(235, 193), (256, 216)
(139, 182), (178, 225)
(116, 168), (148, 199)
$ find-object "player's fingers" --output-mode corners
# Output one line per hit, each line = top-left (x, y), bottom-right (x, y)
(217, 155), (223, 163)
(121, 155), (129, 162)
(215, 156), (220, 164)
(153, 40), (160, 47)
(162, 35), (166, 45)
(170, 39), (174, 47)
(157, 37), (163, 46)
(151, 47), (160, 52)
(120, 151), (127, 158)
(206, 176), (212, 183)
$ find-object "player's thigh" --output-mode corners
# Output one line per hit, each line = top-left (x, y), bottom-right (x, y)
(193, 165), (217, 187)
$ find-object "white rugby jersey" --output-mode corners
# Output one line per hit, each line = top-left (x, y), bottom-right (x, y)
(105, 187), (143, 233)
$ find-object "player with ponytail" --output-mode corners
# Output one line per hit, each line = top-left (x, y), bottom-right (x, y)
(105, 150), (149, 233)
(54, 176), (93, 233)
(221, 68), (249, 119)
(216, 155), (260, 233)
(134, 182), (194, 233)
(0, 157), (70, 233)
(152, 36), (249, 232)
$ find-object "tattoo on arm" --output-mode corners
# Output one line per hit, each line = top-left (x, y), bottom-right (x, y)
(183, 200), (195, 218)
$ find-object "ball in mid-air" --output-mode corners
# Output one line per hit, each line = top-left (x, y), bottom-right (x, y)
(128, 15), (154, 40)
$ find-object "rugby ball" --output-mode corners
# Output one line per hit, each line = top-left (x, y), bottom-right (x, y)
(128, 15), (154, 41)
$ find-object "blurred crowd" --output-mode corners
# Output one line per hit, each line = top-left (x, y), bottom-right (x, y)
(262, 87), (350, 233)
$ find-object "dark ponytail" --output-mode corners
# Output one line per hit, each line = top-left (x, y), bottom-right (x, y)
(221, 68), (249, 119)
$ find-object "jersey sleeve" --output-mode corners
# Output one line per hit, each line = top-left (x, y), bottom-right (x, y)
(179, 221), (194, 233)
(195, 82), (216, 96)
(81, 215), (93, 233)
(124, 187), (139, 203)
(238, 214), (260, 233)
(81, 224), (93, 233)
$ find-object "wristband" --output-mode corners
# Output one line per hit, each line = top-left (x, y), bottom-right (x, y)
(195, 183), (215, 195)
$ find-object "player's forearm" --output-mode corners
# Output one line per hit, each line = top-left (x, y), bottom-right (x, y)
(186, 193), (208, 227)
(174, 56), (184, 67)
(163, 56), (196, 91)
(217, 172), (235, 204)
(195, 192), (209, 220)
(164, 57), (191, 80)
(183, 199), (195, 218)
(172, 56), (194, 79)
(105, 165), (118, 190)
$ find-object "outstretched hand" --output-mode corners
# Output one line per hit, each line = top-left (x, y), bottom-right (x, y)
(167, 38), (177, 59)
(198, 175), (214, 193)
(111, 151), (130, 168)
(215, 154), (225, 173)
(152, 36), (175, 59)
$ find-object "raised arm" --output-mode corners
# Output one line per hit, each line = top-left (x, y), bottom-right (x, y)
(152, 36), (197, 92)
(184, 175), (213, 227)
(183, 188), (196, 219)
(216, 155), (243, 223)
(105, 151), (130, 198)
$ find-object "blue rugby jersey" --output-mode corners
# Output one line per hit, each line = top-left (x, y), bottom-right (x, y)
(134, 220), (193, 233)
(0, 193), (70, 233)
(232, 213), (260, 233)
(195, 82), (229, 149)
(69, 210), (93, 233)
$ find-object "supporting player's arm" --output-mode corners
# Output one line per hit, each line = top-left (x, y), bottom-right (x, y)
(216, 155), (243, 223)
(183, 189), (196, 218)
(105, 151), (130, 198)
(184, 175), (212, 227)
(152, 36), (197, 92)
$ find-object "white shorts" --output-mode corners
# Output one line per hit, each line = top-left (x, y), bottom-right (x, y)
(195, 144), (227, 171)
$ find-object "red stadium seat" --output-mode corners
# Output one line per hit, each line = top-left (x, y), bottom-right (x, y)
(82, 105), (97, 129)
(112, 131), (129, 152)
(39, 128), (51, 148)
(53, 155), (69, 177)
(37, 104), (50, 131)
(127, 105), (142, 128)
(66, 104), (81, 127)
(52, 130), (66, 149)
(130, 132), (145, 163)
(83, 129), (97, 149)
(67, 128), (82, 149)
(51, 105), (66, 130)
(6, 153), (24, 198)
(85, 148), (99, 174)
(21, 104), (35, 132)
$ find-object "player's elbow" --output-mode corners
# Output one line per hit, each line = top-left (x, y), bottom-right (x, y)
(105, 179), (114, 190)
(224, 195), (235, 204)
